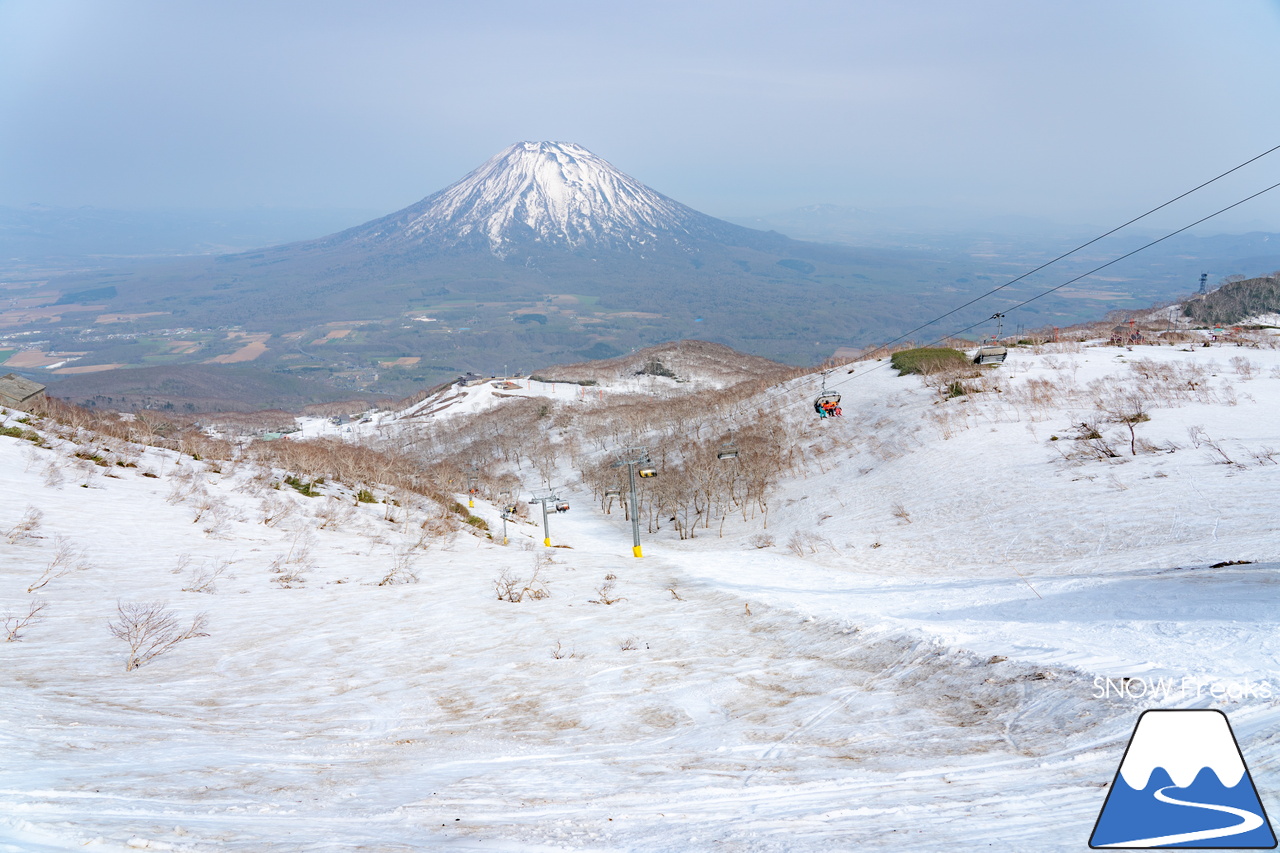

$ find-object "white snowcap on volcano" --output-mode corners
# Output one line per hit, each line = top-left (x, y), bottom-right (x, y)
(1118, 710), (1247, 790)
(398, 141), (707, 251)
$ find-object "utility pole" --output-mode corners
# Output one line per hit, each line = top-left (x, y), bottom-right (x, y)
(613, 447), (657, 558)
(528, 491), (561, 547)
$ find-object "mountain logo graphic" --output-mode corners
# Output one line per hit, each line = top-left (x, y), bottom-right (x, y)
(1090, 709), (1276, 848)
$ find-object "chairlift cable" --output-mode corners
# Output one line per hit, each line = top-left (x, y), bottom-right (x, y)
(835, 176), (1280, 388)
(865, 142), (1280, 355)
(723, 172), (1280, 418)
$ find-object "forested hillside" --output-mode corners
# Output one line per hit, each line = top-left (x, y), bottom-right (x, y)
(1183, 273), (1280, 326)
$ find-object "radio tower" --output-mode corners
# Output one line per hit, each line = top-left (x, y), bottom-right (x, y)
(1199, 273), (1208, 295)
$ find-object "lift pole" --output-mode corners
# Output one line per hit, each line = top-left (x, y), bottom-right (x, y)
(528, 492), (560, 547)
(613, 447), (656, 558)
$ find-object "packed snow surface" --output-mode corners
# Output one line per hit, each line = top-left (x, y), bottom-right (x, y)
(2, 338), (1279, 851)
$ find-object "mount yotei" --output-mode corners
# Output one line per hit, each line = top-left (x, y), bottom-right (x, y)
(332, 141), (774, 256)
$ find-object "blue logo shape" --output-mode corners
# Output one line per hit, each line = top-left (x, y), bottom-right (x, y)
(1091, 709), (1276, 848)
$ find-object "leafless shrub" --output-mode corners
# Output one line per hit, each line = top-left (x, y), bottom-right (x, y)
(1248, 446), (1279, 466)
(315, 499), (355, 531)
(1187, 426), (1236, 464)
(42, 459), (65, 489)
(201, 508), (233, 539)
(1097, 386), (1151, 456)
(412, 516), (452, 551)
(748, 532), (775, 549)
(619, 637), (639, 651)
(786, 531), (806, 556)
(1230, 356), (1257, 379)
(1071, 418), (1120, 460)
(5, 506), (43, 544)
(27, 535), (90, 592)
(166, 472), (198, 505)
(189, 489), (219, 524)
(494, 557), (551, 602)
(108, 601), (208, 671)
(1134, 438), (1163, 454)
(891, 503), (912, 524)
(550, 640), (577, 659)
(667, 587), (684, 600)
(3, 600), (48, 641)
(182, 559), (232, 594)
(1201, 436), (1236, 466)
(258, 494), (296, 527)
(590, 576), (625, 605)
(378, 548), (418, 586)
(269, 530), (315, 587)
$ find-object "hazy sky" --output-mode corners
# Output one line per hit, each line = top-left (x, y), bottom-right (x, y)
(3, 0), (1280, 230)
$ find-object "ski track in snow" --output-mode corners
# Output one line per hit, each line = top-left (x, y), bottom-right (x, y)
(2, 341), (1280, 850)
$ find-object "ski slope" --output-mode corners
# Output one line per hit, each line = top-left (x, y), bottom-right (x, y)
(2, 338), (1279, 851)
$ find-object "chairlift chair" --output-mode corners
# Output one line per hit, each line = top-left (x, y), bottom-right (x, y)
(555, 501), (570, 513)
(814, 392), (841, 416)
(974, 312), (1008, 365)
(604, 488), (622, 498)
(716, 430), (740, 461)
(813, 369), (842, 417)
(637, 465), (657, 478)
(974, 345), (1007, 365)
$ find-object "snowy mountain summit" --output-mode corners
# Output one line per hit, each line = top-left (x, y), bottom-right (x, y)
(343, 141), (752, 256)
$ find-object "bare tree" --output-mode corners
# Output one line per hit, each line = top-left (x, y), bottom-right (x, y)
(182, 559), (232, 594)
(108, 601), (209, 671)
(27, 535), (90, 593)
(378, 548), (418, 586)
(4, 506), (43, 544)
(494, 555), (551, 602)
(590, 574), (625, 605)
(1099, 386), (1151, 456)
(3, 600), (48, 641)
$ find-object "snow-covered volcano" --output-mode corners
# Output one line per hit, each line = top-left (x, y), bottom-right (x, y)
(337, 141), (763, 256)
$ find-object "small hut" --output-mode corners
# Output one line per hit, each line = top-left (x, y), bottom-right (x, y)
(0, 373), (46, 411)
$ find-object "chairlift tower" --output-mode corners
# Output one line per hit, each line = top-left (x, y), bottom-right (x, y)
(528, 491), (561, 547)
(613, 446), (657, 557)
